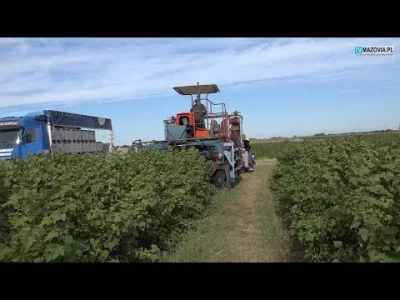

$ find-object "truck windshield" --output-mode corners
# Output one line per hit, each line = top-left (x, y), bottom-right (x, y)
(0, 129), (20, 147)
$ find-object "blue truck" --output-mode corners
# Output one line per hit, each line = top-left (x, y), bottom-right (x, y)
(0, 110), (114, 161)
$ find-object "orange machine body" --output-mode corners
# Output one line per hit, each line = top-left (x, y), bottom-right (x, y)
(175, 112), (210, 139)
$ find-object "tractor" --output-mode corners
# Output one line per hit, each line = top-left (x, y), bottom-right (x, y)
(132, 82), (252, 188)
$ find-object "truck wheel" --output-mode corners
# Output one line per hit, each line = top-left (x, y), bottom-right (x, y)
(211, 170), (226, 188)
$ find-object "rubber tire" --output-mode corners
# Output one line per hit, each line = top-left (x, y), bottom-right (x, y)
(212, 170), (226, 188)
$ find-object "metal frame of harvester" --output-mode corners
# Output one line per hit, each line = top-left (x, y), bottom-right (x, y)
(132, 82), (248, 188)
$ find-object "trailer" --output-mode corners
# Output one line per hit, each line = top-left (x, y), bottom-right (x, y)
(132, 82), (250, 188)
(0, 109), (114, 160)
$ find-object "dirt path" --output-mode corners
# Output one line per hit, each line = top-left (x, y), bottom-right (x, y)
(164, 159), (295, 262)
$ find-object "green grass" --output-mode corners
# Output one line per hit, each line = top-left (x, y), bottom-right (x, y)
(162, 159), (297, 262)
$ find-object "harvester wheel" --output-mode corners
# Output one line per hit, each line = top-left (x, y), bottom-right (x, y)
(212, 170), (226, 188)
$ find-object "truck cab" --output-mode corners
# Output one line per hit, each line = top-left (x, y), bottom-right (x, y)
(0, 111), (50, 160)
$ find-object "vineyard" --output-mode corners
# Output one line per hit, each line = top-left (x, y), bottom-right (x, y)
(252, 131), (400, 159)
(0, 149), (214, 262)
(2, 130), (400, 263)
(271, 136), (400, 262)
(252, 141), (293, 159)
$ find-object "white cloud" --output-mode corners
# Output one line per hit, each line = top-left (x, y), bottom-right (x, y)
(340, 89), (361, 93)
(0, 38), (27, 45)
(0, 37), (399, 109)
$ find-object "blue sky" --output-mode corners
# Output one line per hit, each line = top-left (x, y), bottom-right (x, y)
(0, 38), (399, 145)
